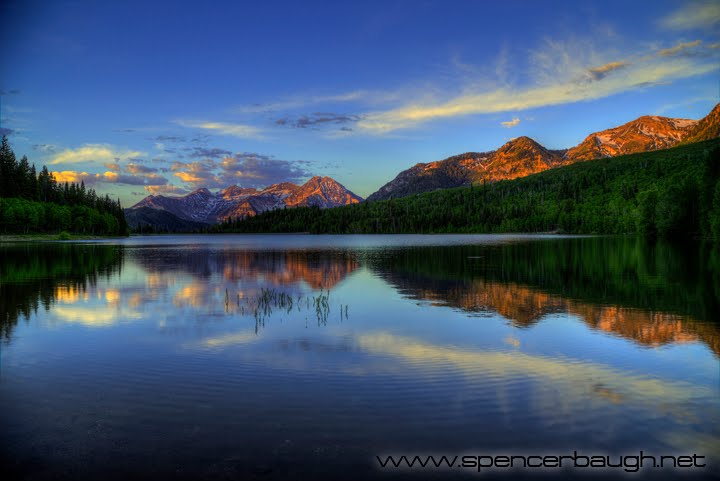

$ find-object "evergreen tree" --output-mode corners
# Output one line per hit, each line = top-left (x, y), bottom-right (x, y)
(0, 135), (18, 197)
(16, 155), (31, 199)
(29, 164), (39, 200)
(38, 166), (52, 202)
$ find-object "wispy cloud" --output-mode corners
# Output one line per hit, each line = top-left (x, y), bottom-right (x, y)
(661, 1), (720, 30)
(234, 91), (368, 114)
(32, 143), (59, 154)
(185, 147), (232, 159)
(126, 163), (158, 174)
(354, 39), (719, 133)
(657, 40), (702, 57)
(153, 135), (186, 142)
(654, 94), (718, 115)
(143, 184), (189, 195)
(101, 171), (168, 185)
(175, 120), (264, 139)
(50, 144), (145, 165)
(501, 118), (520, 128)
(586, 61), (629, 80)
(274, 112), (361, 129)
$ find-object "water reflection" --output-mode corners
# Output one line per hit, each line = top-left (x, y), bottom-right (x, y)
(356, 331), (715, 409)
(1, 238), (718, 356)
(0, 236), (718, 480)
(133, 248), (359, 289)
(0, 243), (124, 339)
(366, 238), (720, 356)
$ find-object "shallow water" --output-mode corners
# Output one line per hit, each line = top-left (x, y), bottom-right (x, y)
(1, 235), (718, 480)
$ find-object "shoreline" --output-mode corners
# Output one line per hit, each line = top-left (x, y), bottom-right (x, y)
(0, 234), (126, 243)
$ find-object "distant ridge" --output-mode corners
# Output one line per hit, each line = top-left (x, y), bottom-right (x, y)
(128, 176), (362, 226)
(367, 103), (719, 201)
(124, 207), (210, 232)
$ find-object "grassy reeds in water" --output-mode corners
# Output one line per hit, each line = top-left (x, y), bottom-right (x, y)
(223, 286), (349, 330)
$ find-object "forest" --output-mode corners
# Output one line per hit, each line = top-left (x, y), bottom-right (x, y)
(0, 136), (128, 236)
(216, 139), (720, 240)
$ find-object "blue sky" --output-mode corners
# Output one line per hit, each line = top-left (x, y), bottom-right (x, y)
(1, 0), (718, 205)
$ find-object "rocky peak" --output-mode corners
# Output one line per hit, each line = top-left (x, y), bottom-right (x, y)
(496, 136), (552, 156)
(220, 185), (258, 199)
(565, 112), (699, 161)
(129, 175), (362, 224)
(188, 187), (212, 197)
(286, 176), (363, 207)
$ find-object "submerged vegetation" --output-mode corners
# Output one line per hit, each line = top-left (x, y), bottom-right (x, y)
(217, 139), (720, 239)
(0, 136), (129, 236)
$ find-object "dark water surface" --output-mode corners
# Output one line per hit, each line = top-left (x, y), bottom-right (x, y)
(1, 235), (718, 480)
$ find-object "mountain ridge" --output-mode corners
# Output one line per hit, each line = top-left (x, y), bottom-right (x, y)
(128, 175), (362, 225)
(367, 103), (719, 201)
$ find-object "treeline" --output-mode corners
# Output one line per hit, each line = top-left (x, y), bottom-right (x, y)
(0, 136), (128, 235)
(216, 139), (720, 239)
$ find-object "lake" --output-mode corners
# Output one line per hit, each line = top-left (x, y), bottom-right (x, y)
(1, 235), (718, 480)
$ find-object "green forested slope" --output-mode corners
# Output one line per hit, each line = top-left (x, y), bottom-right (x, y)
(216, 139), (720, 239)
(0, 136), (128, 236)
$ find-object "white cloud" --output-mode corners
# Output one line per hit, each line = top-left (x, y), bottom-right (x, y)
(233, 90), (371, 114)
(501, 118), (521, 128)
(50, 144), (144, 165)
(661, 1), (720, 30)
(175, 120), (264, 139)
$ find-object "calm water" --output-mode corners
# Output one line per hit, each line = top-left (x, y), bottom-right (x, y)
(1, 235), (718, 480)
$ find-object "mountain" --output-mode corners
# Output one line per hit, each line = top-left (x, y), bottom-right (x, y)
(565, 115), (697, 161)
(681, 103), (720, 145)
(124, 207), (211, 232)
(285, 175), (364, 208)
(367, 103), (718, 201)
(128, 176), (362, 226)
(367, 136), (567, 201)
(132, 187), (217, 221)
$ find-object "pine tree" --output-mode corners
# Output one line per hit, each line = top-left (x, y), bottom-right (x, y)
(16, 155), (31, 199)
(0, 135), (18, 197)
(29, 164), (39, 200)
(38, 166), (51, 201)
